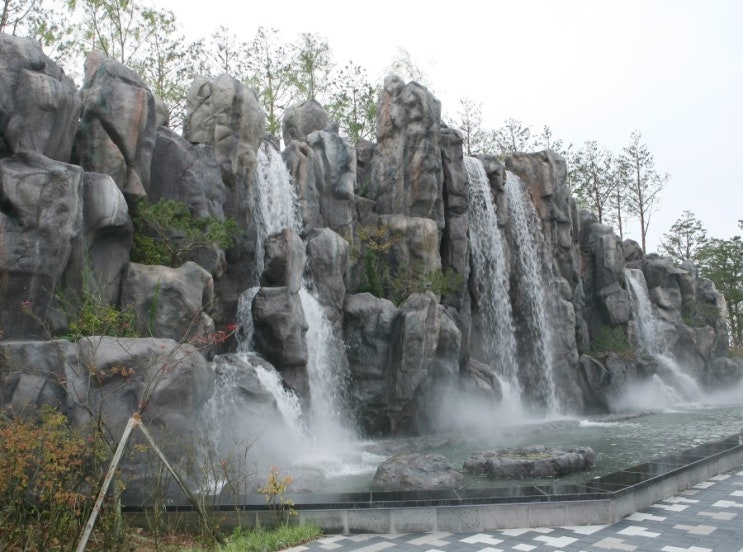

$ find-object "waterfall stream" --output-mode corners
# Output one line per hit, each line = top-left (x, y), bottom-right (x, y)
(625, 268), (703, 403)
(465, 157), (521, 404)
(504, 171), (558, 413)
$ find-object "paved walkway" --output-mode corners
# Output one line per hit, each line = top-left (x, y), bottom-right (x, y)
(287, 467), (743, 552)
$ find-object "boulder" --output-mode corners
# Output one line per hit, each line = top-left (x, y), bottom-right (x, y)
(372, 452), (464, 490)
(306, 129), (355, 236)
(282, 99), (334, 145)
(343, 293), (399, 435)
(81, 172), (133, 304)
(282, 140), (322, 230)
(251, 287), (308, 398)
(0, 34), (80, 162)
(463, 446), (596, 478)
(0, 153), (83, 338)
(120, 262), (215, 344)
(76, 51), (157, 199)
(370, 76), (444, 228)
(149, 126), (226, 219)
(305, 228), (349, 313)
(387, 292), (461, 434)
(260, 228), (305, 293)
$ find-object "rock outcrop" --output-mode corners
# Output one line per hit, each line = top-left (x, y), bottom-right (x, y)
(372, 452), (464, 490)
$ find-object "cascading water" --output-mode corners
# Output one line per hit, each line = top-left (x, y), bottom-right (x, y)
(625, 268), (703, 404)
(465, 157), (521, 406)
(253, 142), (302, 277)
(504, 171), (558, 413)
(206, 141), (358, 474)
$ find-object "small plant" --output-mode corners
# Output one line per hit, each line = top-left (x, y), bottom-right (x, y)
(131, 198), (240, 268)
(222, 524), (321, 551)
(257, 466), (297, 525)
(589, 325), (634, 358)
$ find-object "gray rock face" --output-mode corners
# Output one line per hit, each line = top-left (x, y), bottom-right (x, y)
(372, 452), (464, 490)
(439, 126), (470, 367)
(282, 99), (334, 145)
(0, 153), (83, 338)
(260, 229), (305, 293)
(387, 292), (461, 434)
(149, 126), (226, 219)
(251, 287), (308, 398)
(183, 74), (266, 324)
(0, 336), (214, 503)
(370, 76), (445, 229)
(306, 129), (355, 236)
(343, 293), (399, 435)
(305, 228), (349, 313)
(463, 446), (596, 478)
(81, 172), (132, 304)
(0, 34), (80, 162)
(120, 262), (215, 344)
(282, 140), (322, 229)
(76, 51), (157, 199)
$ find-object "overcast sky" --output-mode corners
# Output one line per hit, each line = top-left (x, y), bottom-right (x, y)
(152, 0), (742, 253)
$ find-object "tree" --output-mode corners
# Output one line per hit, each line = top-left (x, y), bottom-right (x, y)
(619, 130), (667, 253)
(387, 47), (429, 87)
(245, 27), (297, 136)
(659, 210), (708, 265)
(697, 228), (743, 348)
(193, 25), (250, 80)
(492, 118), (533, 155)
(455, 97), (487, 156)
(326, 61), (379, 143)
(571, 140), (616, 224)
(291, 32), (332, 102)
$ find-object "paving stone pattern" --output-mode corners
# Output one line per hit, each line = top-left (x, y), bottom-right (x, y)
(286, 468), (743, 552)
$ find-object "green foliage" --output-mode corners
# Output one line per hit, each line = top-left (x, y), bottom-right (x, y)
(50, 284), (139, 340)
(660, 210), (708, 265)
(589, 325), (633, 358)
(222, 524), (322, 552)
(571, 140), (618, 225)
(356, 224), (464, 305)
(131, 198), (239, 268)
(697, 230), (743, 347)
(0, 406), (109, 551)
(326, 62), (380, 143)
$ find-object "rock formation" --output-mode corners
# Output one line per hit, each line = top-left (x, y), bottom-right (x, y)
(0, 32), (740, 501)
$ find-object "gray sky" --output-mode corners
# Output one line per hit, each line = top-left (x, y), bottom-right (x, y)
(153, 0), (743, 253)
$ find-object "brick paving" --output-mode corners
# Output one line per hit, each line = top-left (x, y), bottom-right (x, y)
(285, 467), (743, 552)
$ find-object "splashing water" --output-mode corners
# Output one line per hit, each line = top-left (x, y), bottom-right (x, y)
(625, 268), (703, 404)
(504, 171), (557, 413)
(465, 157), (521, 406)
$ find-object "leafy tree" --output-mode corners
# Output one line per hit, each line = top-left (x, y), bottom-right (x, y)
(455, 97), (488, 156)
(291, 32), (332, 102)
(245, 26), (297, 136)
(193, 25), (250, 80)
(131, 198), (239, 268)
(387, 47), (429, 87)
(493, 117), (533, 155)
(326, 61), (379, 143)
(571, 140), (616, 224)
(659, 210), (708, 265)
(697, 227), (743, 347)
(618, 130), (667, 253)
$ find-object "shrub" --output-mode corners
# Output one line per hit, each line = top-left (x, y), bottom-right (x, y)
(257, 466), (296, 525)
(0, 406), (108, 551)
(589, 325), (633, 358)
(131, 198), (240, 267)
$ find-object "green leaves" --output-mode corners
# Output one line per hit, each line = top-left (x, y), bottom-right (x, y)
(659, 210), (708, 265)
(131, 198), (239, 268)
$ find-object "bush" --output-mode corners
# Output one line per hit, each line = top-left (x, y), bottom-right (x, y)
(589, 325), (633, 358)
(0, 407), (108, 551)
(131, 198), (240, 268)
(221, 524), (322, 552)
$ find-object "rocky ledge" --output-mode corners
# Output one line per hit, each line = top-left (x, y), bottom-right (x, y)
(372, 452), (464, 491)
(463, 446), (596, 479)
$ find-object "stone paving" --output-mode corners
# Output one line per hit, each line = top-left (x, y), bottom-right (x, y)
(286, 467), (743, 552)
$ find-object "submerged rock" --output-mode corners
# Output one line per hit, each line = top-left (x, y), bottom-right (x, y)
(463, 446), (596, 479)
(372, 452), (464, 490)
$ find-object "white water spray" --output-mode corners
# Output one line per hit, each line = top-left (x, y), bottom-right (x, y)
(465, 157), (521, 406)
(504, 171), (557, 413)
(625, 268), (703, 404)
